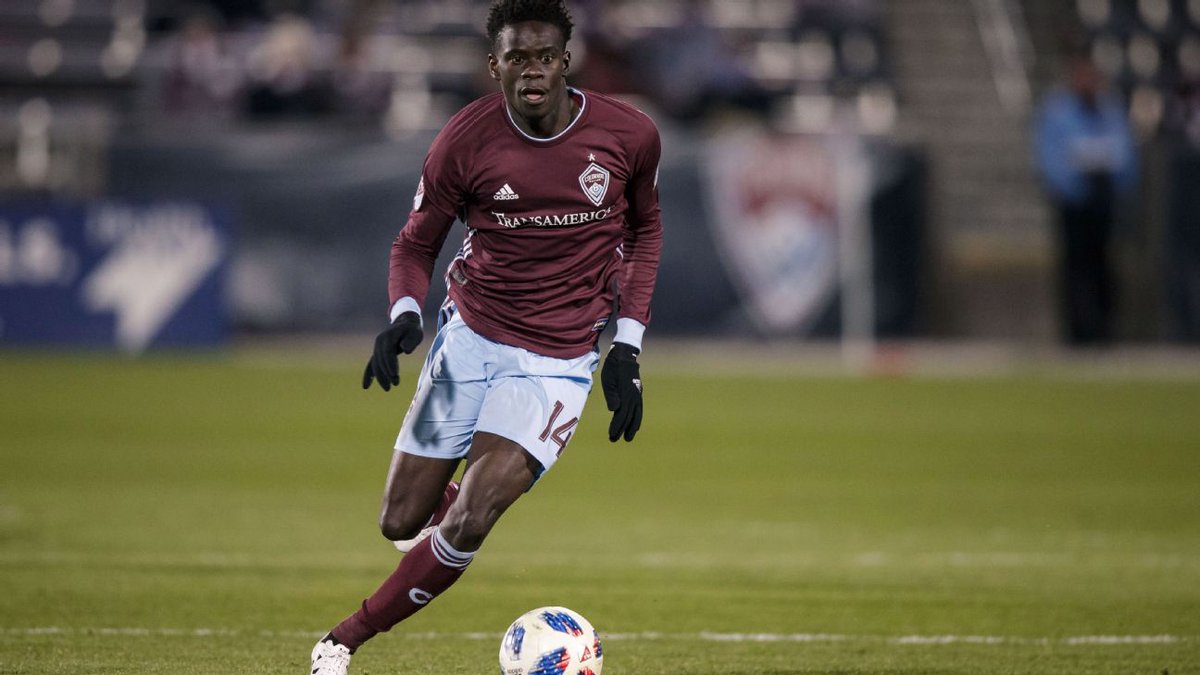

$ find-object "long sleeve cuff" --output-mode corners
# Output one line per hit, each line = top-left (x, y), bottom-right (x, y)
(389, 297), (423, 325)
(613, 318), (646, 352)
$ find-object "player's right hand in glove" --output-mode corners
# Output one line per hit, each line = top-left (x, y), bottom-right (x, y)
(362, 311), (423, 391)
(601, 342), (643, 442)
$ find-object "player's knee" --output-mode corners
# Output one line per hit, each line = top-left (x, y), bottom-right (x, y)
(378, 507), (426, 542)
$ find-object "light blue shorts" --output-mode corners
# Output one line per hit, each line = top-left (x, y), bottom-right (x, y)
(395, 310), (599, 475)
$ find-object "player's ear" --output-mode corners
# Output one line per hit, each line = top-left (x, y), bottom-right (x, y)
(488, 53), (500, 81)
(562, 50), (571, 73)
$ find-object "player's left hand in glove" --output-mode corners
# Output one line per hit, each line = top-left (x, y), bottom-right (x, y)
(362, 311), (423, 391)
(601, 342), (643, 442)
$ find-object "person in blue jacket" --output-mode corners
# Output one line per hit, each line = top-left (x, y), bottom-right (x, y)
(1034, 53), (1138, 345)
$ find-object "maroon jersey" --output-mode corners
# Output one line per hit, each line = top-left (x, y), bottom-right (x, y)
(388, 88), (663, 358)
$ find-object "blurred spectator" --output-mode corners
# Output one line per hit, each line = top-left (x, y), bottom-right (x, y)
(147, 0), (268, 33)
(634, 0), (770, 122)
(568, 0), (634, 95)
(1177, 79), (1200, 147)
(244, 14), (334, 118)
(330, 30), (393, 120)
(162, 11), (244, 121)
(1034, 53), (1138, 346)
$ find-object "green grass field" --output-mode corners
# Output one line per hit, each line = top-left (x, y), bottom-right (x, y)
(2, 348), (1199, 674)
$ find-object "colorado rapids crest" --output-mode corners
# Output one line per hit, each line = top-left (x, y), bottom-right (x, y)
(578, 163), (610, 207)
(705, 133), (840, 335)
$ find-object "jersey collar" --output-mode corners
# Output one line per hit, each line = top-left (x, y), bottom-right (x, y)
(504, 87), (587, 145)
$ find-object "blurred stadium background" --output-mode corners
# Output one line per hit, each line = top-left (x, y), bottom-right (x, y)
(3, 1), (1200, 674)
(2, 0), (1200, 351)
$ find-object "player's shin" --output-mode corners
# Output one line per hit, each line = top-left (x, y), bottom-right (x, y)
(331, 528), (475, 650)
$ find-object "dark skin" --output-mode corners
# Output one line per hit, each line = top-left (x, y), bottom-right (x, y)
(488, 21), (578, 138)
(379, 432), (539, 553)
(377, 20), (577, 554)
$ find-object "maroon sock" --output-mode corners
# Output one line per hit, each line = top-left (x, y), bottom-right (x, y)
(427, 481), (460, 528)
(331, 529), (473, 650)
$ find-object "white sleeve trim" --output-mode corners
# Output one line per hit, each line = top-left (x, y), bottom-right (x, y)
(614, 318), (646, 352)
(389, 297), (423, 325)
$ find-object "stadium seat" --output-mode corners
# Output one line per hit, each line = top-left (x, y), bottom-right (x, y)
(1127, 31), (1162, 78)
(795, 30), (836, 82)
(1137, 0), (1172, 32)
(1077, 0), (1113, 29)
(1180, 34), (1200, 78)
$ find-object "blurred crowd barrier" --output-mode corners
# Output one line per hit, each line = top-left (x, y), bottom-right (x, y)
(1169, 149), (1200, 341)
(0, 126), (924, 352)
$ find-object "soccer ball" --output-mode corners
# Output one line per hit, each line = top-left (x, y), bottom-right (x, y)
(498, 606), (604, 675)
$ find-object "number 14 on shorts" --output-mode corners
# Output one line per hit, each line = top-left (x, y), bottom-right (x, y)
(539, 401), (578, 456)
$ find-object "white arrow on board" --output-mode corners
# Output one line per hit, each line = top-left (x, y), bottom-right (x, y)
(81, 212), (223, 353)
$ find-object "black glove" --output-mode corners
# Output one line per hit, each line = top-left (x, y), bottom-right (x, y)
(362, 311), (424, 391)
(601, 342), (643, 442)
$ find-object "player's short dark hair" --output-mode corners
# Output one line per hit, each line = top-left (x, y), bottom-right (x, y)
(486, 0), (574, 50)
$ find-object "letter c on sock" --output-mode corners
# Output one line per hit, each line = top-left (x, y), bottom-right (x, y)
(409, 588), (433, 605)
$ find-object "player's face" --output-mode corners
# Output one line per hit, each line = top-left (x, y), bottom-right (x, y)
(488, 21), (571, 136)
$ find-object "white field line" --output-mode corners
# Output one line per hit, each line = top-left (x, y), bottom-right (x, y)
(0, 627), (1188, 646)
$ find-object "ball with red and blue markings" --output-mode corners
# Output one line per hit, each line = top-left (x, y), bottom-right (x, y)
(498, 606), (603, 675)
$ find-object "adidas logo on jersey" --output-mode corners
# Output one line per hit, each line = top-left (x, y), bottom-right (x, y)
(493, 184), (520, 200)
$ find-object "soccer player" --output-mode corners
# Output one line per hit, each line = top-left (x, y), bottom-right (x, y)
(310, 1), (663, 672)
